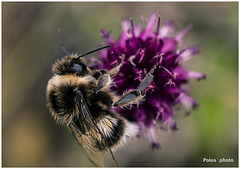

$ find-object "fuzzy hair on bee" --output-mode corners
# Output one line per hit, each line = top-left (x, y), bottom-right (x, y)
(46, 45), (159, 167)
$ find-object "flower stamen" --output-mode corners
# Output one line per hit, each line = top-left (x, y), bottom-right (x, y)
(130, 18), (135, 38)
(128, 55), (136, 67)
(160, 65), (174, 78)
(155, 15), (161, 36)
(138, 49), (145, 63)
(110, 60), (118, 65)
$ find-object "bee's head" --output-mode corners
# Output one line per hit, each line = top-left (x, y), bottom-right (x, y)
(52, 45), (113, 76)
(52, 54), (90, 76)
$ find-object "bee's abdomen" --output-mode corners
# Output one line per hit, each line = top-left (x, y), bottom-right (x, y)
(94, 114), (124, 150)
(104, 118), (125, 148)
(95, 111), (138, 151)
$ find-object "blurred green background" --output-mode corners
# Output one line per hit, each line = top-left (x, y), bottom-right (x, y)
(2, 2), (238, 167)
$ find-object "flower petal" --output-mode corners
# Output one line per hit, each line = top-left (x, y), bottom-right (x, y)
(178, 46), (199, 63)
(118, 18), (131, 48)
(140, 12), (157, 40)
(187, 71), (206, 80)
(100, 28), (115, 45)
(159, 20), (175, 38)
(177, 93), (198, 115)
(175, 24), (193, 41)
(142, 124), (160, 149)
(161, 38), (178, 53)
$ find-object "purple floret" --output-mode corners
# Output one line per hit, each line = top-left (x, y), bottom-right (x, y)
(95, 12), (205, 148)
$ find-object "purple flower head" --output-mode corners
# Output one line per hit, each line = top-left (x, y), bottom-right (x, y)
(95, 12), (205, 149)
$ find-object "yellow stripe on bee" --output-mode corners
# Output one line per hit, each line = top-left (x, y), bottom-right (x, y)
(47, 74), (96, 88)
(96, 115), (118, 137)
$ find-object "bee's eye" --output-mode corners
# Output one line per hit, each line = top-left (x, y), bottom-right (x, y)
(69, 60), (87, 74)
(70, 63), (83, 72)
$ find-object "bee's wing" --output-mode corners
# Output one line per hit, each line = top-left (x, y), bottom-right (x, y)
(79, 102), (119, 167)
(73, 89), (118, 166)
(69, 123), (106, 167)
(76, 89), (103, 137)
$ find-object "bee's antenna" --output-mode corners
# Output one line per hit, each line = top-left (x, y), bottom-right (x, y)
(77, 45), (113, 59)
(57, 28), (69, 56)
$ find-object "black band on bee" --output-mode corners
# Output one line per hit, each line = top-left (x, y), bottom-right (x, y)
(94, 91), (114, 106)
(103, 117), (125, 148)
(93, 111), (126, 151)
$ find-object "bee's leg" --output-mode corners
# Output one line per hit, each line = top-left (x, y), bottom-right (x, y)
(108, 147), (118, 167)
(95, 74), (111, 94)
(95, 55), (125, 94)
(108, 54), (125, 77)
(112, 61), (159, 107)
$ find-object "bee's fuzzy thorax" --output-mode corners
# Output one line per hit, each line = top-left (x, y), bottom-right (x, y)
(46, 74), (96, 124)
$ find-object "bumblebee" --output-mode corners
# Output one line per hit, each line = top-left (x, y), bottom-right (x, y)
(46, 46), (159, 167)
